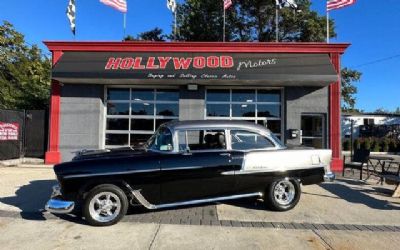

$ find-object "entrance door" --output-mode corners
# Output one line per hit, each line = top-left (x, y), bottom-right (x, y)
(301, 114), (326, 149)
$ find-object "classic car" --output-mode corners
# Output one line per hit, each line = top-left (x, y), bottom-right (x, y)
(46, 120), (335, 226)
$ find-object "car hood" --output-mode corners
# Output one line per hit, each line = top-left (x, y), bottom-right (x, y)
(54, 147), (159, 178)
(72, 147), (146, 161)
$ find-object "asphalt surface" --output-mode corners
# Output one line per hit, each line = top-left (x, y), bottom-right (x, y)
(0, 164), (399, 249)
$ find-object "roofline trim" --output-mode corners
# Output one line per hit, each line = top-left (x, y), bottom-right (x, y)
(43, 41), (350, 54)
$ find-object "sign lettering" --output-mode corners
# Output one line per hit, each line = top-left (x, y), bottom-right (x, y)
(0, 122), (19, 141)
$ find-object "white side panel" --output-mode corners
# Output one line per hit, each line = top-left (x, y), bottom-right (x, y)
(243, 149), (332, 172)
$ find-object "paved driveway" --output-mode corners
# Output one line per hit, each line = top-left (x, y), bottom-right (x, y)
(0, 165), (399, 249)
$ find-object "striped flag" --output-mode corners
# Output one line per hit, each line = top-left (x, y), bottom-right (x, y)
(223, 0), (232, 10)
(327, 0), (356, 11)
(100, 0), (127, 13)
(66, 0), (76, 35)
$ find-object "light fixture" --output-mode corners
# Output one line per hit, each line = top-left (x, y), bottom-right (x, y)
(187, 84), (198, 91)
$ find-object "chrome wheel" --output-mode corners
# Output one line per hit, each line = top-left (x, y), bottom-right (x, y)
(88, 192), (121, 223)
(273, 180), (295, 206)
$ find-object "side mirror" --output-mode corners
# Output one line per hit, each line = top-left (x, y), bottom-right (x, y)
(182, 147), (191, 155)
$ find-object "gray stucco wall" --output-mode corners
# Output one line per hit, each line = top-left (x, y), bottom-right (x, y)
(284, 86), (329, 146)
(179, 86), (205, 120)
(59, 84), (104, 162)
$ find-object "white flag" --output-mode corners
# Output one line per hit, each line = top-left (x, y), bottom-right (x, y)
(167, 0), (177, 13)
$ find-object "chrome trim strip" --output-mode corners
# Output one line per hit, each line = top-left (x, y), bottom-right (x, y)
(63, 169), (158, 179)
(221, 165), (327, 175)
(131, 190), (263, 210)
(45, 199), (75, 214)
(163, 166), (204, 171)
(63, 166), (206, 179)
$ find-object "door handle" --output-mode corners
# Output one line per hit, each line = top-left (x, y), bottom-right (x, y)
(219, 153), (231, 157)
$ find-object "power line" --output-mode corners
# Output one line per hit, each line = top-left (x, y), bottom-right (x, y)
(351, 54), (400, 68)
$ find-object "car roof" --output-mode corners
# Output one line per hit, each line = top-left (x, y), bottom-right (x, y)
(164, 120), (270, 132)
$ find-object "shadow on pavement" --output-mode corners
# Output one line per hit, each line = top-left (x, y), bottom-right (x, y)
(0, 179), (57, 220)
(319, 181), (399, 210)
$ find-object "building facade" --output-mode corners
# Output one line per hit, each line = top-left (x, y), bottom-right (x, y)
(44, 41), (349, 172)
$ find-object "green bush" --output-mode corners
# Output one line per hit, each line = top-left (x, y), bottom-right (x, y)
(389, 139), (398, 152)
(363, 138), (371, 150)
(372, 139), (381, 152)
(382, 138), (390, 152)
(353, 138), (361, 150)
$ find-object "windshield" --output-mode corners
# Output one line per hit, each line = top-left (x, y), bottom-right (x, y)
(146, 126), (173, 151)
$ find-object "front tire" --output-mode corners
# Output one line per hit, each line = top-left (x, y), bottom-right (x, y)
(265, 178), (301, 211)
(83, 184), (128, 226)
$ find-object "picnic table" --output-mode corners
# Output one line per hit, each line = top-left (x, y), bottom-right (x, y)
(368, 155), (400, 198)
(368, 155), (395, 176)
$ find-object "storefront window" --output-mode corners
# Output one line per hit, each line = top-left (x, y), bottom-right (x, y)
(206, 104), (230, 117)
(105, 88), (179, 147)
(206, 89), (283, 137)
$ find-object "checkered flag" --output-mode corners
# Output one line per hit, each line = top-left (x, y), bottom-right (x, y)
(167, 0), (176, 13)
(66, 0), (76, 35)
(275, 0), (297, 9)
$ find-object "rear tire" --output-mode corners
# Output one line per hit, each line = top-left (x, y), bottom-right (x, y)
(265, 178), (301, 211)
(83, 184), (128, 226)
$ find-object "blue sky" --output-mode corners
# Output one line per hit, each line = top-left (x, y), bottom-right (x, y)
(1, 0), (399, 112)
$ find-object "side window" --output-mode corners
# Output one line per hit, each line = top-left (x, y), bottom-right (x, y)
(231, 130), (275, 150)
(178, 129), (226, 151)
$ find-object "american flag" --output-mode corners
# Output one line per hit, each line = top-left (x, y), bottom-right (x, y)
(100, 0), (127, 13)
(327, 0), (356, 11)
(223, 0), (232, 10)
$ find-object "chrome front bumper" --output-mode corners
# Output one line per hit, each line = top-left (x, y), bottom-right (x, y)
(324, 172), (335, 182)
(45, 185), (75, 214)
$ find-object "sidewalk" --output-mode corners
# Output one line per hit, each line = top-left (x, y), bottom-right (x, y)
(0, 165), (399, 249)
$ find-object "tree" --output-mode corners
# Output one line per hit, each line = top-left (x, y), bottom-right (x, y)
(175, 0), (361, 110)
(176, 0), (336, 42)
(124, 28), (166, 41)
(0, 21), (51, 110)
(341, 67), (362, 111)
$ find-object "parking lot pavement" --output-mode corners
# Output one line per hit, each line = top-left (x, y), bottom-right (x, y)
(217, 179), (400, 226)
(1, 217), (400, 250)
(0, 165), (400, 249)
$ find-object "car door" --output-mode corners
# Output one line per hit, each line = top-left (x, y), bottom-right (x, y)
(159, 129), (242, 204)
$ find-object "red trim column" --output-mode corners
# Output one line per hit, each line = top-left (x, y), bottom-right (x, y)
(45, 51), (63, 164)
(329, 53), (343, 172)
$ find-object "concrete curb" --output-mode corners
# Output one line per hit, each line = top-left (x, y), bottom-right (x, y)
(0, 158), (45, 167)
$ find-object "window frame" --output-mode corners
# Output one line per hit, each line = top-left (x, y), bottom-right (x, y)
(104, 86), (179, 148)
(204, 88), (284, 140)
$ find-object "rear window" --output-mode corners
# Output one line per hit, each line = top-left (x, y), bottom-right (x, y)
(178, 129), (226, 151)
(231, 130), (275, 150)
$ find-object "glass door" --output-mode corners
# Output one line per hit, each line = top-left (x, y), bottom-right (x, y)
(301, 114), (326, 149)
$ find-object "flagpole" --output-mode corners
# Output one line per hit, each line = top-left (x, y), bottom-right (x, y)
(223, 7), (226, 42)
(275, 5), (279, 42)
(123, 13), (126, 38)
(174, 10), (177, 41)
(326, 10), (329, 43)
